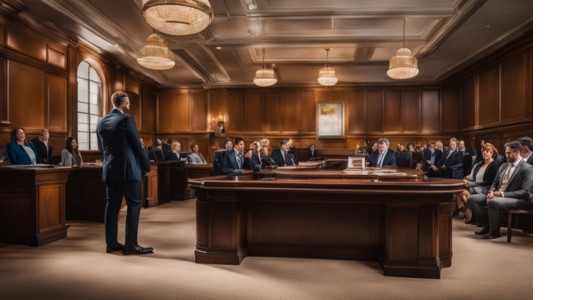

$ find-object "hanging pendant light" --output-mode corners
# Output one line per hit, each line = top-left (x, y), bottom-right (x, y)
(387, 18), (419, 80)
(137, 32), (175, 70)
(253, 48), (277, 87)
(318, 48), (338, 87)
(142, 0), (214, 36)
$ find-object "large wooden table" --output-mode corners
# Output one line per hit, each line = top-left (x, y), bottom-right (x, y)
(190, 167), (464, 279)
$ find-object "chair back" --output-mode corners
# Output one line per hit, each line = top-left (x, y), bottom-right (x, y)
(396, 151), (413, 168)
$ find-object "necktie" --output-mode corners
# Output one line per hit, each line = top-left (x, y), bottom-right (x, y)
(431, 152), (435, 165)
(237, 152), (243, 168)
(282, 151), (286, 163)
(377, 153), (384, 167)
(498, 163), (513, 192)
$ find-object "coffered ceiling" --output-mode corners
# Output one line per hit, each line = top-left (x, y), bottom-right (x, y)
(15, 0), (533, 88)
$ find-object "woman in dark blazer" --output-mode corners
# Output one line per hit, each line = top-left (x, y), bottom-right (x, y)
(6, 127), (38, 165)
(457, 142), (500, 223)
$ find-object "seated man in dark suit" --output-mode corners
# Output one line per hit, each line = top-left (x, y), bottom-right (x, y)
(427, 137), (463, 178)
(222, 137), (260, 175)
(148, 138), (166, 161)
(31, 128), (52, 164)
(307, 143), (320, 160)
(367, 138), (396, 167)
(467, 141), (533, 239)
(271, 139), (295, 166)
(458, 139), (476, 176)
(423, 141), (442, 170)
(211, 140), (233, 175)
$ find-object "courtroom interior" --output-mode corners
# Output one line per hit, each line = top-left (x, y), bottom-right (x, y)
(0, 0), (541, 299)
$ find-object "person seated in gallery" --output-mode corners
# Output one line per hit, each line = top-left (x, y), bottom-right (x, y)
(427, 137), (464, 178)
(6, 127), (39, 165)
(30, 128), (52, 164)
(165, 141), (183, 161)
(211, 139), (233, 175)
(455, 143), (500, 223)
(188, 143), (207, 164)
(248, 140), (262, 165)
(271, 139), (295, 166)
(367, 138), (397, 167)
(363, 139), (373, 155)
(518, 136), (533, 165)
(61, 137), (84, 167)
(423, 141), (443, 171)
(148, 138), (166, 161)
(222, 137), (260, 176)
(260, 146), (277, 169)
(308, 143), (320, 160)
(458, 139), (476, 176)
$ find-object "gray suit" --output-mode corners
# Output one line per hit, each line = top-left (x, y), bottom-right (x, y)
(467, 159), (533, 234)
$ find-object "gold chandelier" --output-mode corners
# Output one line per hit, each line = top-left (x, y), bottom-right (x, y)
(387, 18), (419, 80)
(142, 0), (214, 36)
(253, 49), (277, 87)
(137, 33), (175, 70)
(318, 48), (338, 87)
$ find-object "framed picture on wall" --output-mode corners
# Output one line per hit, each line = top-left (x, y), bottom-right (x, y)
(317, 102), (344, 138)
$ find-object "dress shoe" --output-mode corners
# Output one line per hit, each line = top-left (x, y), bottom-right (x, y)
(106, 243), (124, 253)
(122, 245), (154, 255)
(482, 231), (501, 239)
(474, 227), (490, 235)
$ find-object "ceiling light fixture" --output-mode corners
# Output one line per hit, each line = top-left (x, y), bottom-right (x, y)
(253, 48), (277, 87)
(244, 0), (257, 10)
(137, 32), (175, 70)
(387, 18), (419, 80)
(318, 48), (338, 87)
(142, 0), (214, 36)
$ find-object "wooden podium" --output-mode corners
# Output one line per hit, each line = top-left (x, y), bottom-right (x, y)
(0, 165), (71, 246)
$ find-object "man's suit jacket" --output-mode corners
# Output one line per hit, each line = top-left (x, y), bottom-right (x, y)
(367, 149), (396, 167)
(271, 149), (294, 166)
(423, 149), (443, 166)
(308, 149), (320, 159)
(489, 160), (533, 200)
(6, 142), (38, 165)
(31, 138), (52, 164)
(525, 153), (533, 165)
(222, 150), (260, 175)
(435, 150), (464, 178)
(96, 108), (150, 182)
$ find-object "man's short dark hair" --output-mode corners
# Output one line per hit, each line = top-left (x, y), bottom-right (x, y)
(504, 141), (523, 152)
(518, 136), (533, 151)
(234, 137), (244, 145)
(280, 139), (289, 147)
(112, 91), (128, 106)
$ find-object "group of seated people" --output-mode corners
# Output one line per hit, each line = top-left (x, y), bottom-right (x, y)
(212, 137), (301, 176)
(4, 127), (84, 167)
(147, 137), (207, 165)
(454, 136), (533, 239)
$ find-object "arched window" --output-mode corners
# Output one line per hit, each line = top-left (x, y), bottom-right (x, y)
(77, 61), (101, 150)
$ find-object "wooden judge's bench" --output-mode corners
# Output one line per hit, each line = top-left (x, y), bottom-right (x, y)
(190, 167), (464, 279)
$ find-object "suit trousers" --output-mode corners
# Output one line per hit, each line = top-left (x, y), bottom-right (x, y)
(467, 193), (527, 233)
(105, 180), (142, 248)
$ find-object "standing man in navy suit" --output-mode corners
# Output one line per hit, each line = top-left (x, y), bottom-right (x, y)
(97, 91), (153, 255)
(367, 138), (396, 167)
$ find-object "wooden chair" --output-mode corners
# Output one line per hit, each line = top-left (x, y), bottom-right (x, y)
(396, 151), (412, 168)
(507, 205), (533, 243)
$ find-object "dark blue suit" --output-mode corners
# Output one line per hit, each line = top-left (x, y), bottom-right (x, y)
(367, 149), (397, 167)
(423, 149), (443, 166)
(271, 149), (295, 166)
(222, 150), (260, 175)
(6, 142), (38, 165)
(429, 150), (463, 178)
(97, 108), (151, 249)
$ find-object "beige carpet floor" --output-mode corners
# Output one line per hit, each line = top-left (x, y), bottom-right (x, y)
(0, 199), (533, 300)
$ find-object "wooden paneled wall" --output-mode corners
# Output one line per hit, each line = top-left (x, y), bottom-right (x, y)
(0, 10), (158, 161)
